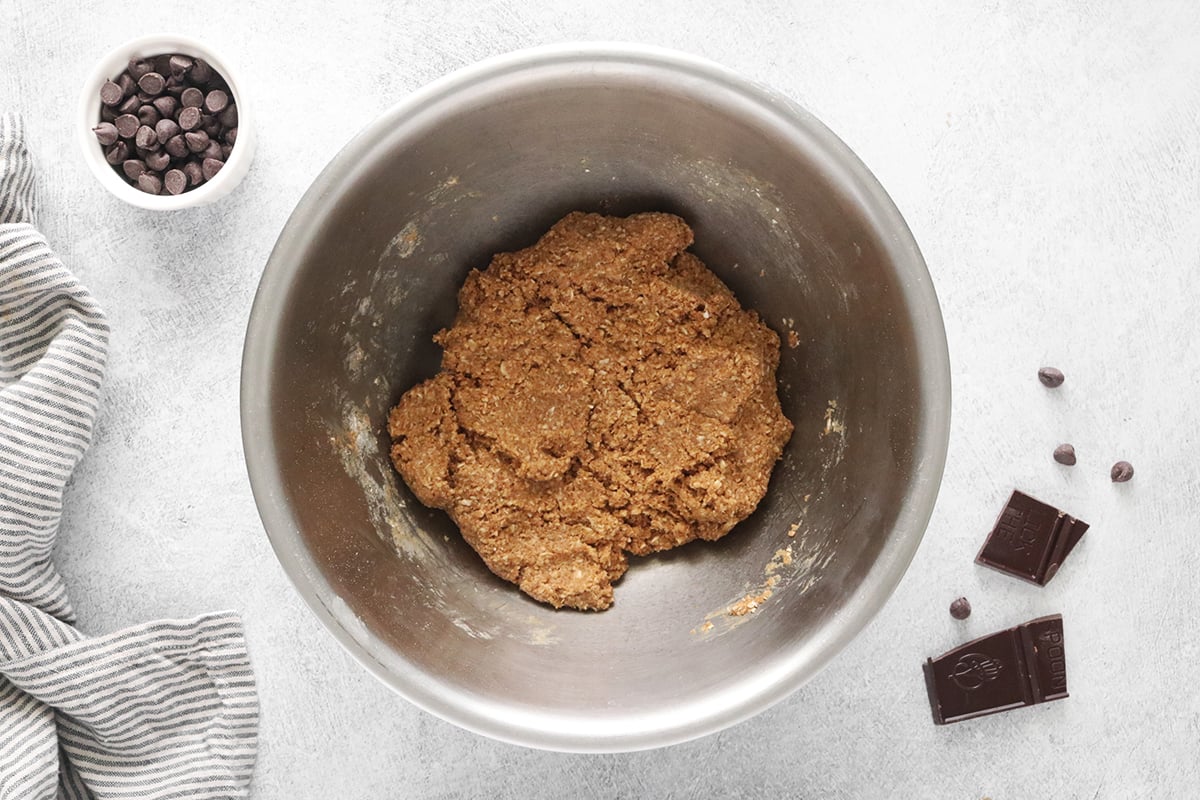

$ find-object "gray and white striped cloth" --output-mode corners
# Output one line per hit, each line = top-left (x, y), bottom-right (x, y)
(0, 115), (258, 799)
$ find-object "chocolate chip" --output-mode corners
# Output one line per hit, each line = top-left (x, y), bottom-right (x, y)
(203, 89), (229, 114)
(202, 140), (224, 162)
(184, 130), (209, 153)
(1053, 443), (1076, 466)
(117, 95), (142, 115)
(114, 114), (140, 139)
(165, 135), (188, 158)
(180, 87), (204, 108)
(100, 80), (124, 106)
(92, 122), (119, 146)
(152, 95), (178, 118)
(136, 172), (163, 195)
(1110, 461), (1134, 483)
(135, 125), (158, 150)
(152, 54), (173, 75)
(182, 160), (204, 186)
(220, 142), (233, 160)
(201, 157), (224, 181)
(137, 104), (161, 126)
(224, 127), (237, 146)
(217, 103), (238, 128)
(128, 59), (153, 80)
(104, 140), (129, 165)
(165, 75), (186, 96)
(202, 117), (222, 138)
(100, 105), (117, 123)
(164, 134), (189, 158)
(190, 59), (213, 84)
(164, 168), (188, 195)
(145, 149), (171, 171)
(949, 597), (971, 620)
(178, 106), (203, 131)
(137, 72), (166, 96)
(1038, 367), (1065, 388)
(122, 159), (147, 181)
(155, 118), (180, 142)
(117, 72), (136, 97)
(168, 55), (193, 77)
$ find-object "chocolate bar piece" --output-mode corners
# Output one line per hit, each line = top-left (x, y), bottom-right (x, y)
(976, 490), (1088, 585)
(924, 614), (1068, 725)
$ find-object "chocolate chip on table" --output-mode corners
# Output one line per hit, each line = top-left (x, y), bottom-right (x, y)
(178, 105), (202, 131)
(1038, 366), (1065, 388)
(949, 597), (971, 620)
(100, 80), (124, 106)
(201, 157), (224, 181)
(164, 168), (188, 195)
(92, 122), (119, 146)
(1110, 460), (1134, 483)
(1053, 443), (1076, 466)
(114, 113), (140, 139)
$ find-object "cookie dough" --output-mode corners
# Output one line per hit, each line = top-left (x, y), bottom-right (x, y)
(388, 212), (793, 610)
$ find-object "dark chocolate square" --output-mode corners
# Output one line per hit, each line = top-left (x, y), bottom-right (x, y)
(976, 490), (1089, 586)
(925, 614), (1068, 725)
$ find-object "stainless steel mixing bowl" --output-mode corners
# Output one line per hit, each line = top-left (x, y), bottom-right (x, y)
(241, 43), (950, 752)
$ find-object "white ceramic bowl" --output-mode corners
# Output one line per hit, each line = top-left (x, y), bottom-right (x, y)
(77, 34), (255, 210)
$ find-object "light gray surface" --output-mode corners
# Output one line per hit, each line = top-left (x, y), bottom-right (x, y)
(2, 1), (1197, 797)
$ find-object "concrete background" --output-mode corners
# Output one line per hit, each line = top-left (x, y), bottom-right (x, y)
(4, 1), (1199, 797)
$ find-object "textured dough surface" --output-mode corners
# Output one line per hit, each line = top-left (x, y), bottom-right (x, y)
(388, 212), (793, 610)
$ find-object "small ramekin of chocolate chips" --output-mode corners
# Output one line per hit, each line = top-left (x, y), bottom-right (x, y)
(77, 35), (253, 209)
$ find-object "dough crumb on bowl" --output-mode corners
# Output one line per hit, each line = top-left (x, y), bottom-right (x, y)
(387, 211), (793, 610)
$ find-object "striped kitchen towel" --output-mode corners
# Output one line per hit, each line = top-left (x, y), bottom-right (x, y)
(0, 115), (258, 799)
